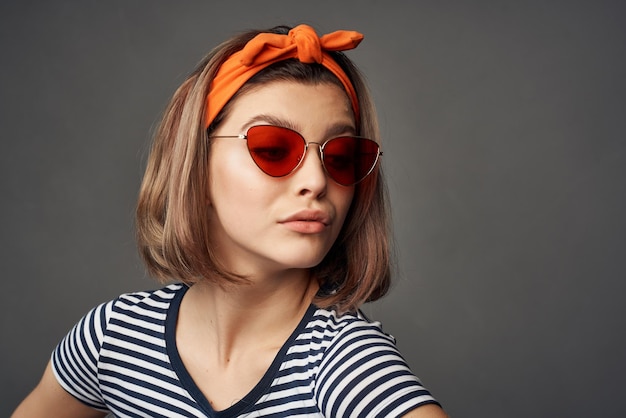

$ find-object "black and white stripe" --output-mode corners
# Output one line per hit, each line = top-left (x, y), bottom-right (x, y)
(52, 284), (438, 417)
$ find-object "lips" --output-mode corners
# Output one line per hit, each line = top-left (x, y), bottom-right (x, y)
(279, 209), (332, 233)
(280, 209), (331, 224)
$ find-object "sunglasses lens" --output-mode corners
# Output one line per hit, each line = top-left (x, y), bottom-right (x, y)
(323, 137), (380, 186)
(246, 126), (305, 177)
(244, 125), (380, 185)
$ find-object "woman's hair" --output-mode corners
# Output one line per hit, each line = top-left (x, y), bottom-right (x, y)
(136, 25), (392, 313)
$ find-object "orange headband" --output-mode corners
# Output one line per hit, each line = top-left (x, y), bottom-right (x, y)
(205, 24), (364, 129)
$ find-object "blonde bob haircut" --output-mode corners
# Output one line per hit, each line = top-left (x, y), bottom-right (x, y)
(136, 25), (392, 313)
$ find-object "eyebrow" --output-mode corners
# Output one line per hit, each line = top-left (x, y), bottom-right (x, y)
(242, 114), (357, 139)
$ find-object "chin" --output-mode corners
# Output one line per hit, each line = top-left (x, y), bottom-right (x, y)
(273, 243), (331, 267)
(279, 253), (328, 270)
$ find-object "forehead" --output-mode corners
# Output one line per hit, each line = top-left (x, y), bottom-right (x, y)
(217, 81), (355, 133)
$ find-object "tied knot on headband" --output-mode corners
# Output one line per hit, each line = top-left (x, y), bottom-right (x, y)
(240, 25), (363, 66)
(205, 24), (364, 128)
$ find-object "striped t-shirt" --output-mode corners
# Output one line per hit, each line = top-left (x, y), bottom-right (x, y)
(52, 284), (438, 417)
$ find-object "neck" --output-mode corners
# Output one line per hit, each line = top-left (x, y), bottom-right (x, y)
(179, 269), (318, 364)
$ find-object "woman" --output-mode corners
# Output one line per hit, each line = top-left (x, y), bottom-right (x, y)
(12, 24), (447, 417)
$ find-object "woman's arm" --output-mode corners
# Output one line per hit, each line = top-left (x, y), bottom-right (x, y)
(403, 403), (449, 417)
(11, 360), (107, 418)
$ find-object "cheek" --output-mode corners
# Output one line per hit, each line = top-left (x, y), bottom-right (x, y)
(209, 143), (252, 199)
(330, 186), (355, 229)
(208, 145), (277, 217)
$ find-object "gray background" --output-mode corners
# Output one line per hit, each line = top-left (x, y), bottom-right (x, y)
(1, 1), (625, 417)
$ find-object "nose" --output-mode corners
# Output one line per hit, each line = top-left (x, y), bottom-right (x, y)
(293, 142), (328, 197)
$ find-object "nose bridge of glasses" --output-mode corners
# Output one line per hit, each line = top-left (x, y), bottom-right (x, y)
(303, 141), (325, 160)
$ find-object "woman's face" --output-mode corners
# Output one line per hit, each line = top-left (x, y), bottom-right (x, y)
(207, 81), (356, 276)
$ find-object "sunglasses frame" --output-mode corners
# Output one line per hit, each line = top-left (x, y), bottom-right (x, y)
(210, 125), (382, 186)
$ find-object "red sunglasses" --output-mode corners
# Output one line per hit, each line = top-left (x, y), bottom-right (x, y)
(210, 125), (382, 186)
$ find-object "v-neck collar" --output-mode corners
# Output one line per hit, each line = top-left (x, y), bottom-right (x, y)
(164, 284), (317, 417)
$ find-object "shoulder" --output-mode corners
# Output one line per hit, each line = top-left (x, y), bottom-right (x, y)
(56, 283), (186, 355)
(99, 283), (187, 342)
(50, 284), (187, 410)
(110, 283), (185, 316)
(306, 308), (439, 417)
(302, 307), (402, 377)
(306, 307), (396, 353)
